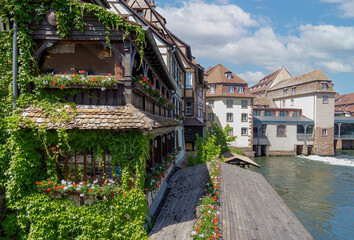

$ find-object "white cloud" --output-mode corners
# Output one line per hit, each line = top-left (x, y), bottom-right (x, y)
(238, 71), (265, 85)
(321, 0), (354, 18)
(157, 1), (354, 76)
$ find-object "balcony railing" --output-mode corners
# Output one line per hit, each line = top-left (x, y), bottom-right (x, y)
(297, 133), (313, 140)
(334, 134), (354, 140)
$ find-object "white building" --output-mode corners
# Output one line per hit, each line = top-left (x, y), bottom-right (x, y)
(205, 64), (254, 156)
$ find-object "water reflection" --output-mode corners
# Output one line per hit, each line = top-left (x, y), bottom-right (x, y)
(250, 151), (354, 240)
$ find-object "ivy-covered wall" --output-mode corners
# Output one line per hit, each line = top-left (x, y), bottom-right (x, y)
(0, 0), (155, 239)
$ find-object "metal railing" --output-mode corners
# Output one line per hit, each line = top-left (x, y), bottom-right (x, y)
(297, 133), (313, 139)
(334, 134), (354, 139)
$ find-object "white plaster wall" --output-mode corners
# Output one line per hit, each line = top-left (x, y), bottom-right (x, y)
(266, 124), (313, 151)
(315, 93), (335, 128)
(275, 95), (315, 120)
(207, 98), (252, 148)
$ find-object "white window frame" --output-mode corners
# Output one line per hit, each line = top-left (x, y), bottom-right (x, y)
(210, 85), (215, 94)
(322, 129), (328, 136)
(238, 86), (244, 93)
(226, 99), (233, 108)
(186, 72), (192, 88)
(208, 100), (214, 108)
(229, 86), (234, 93)
(208, 113), (214, 121)
(241, 113), (248, 122)
(241, 100), (248, 109)
(241, 128), (248, 136)
(323, 96), (328, 104)
(226, 113), (233, 122)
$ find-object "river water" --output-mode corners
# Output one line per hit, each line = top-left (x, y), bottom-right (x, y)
(250, 150), (354, 240)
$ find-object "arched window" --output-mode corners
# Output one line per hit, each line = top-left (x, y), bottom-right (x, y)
(277, 125), (286, 137)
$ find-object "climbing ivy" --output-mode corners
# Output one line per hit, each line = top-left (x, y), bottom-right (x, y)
(0, 0), (150, 239)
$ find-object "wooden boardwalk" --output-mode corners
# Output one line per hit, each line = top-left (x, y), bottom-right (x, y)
(149, 164), (210, 240)
(220, 162), (313, 240)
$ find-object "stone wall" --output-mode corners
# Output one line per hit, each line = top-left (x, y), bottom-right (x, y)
(314, 127), (334, 155)
(267, 150), (296, 156)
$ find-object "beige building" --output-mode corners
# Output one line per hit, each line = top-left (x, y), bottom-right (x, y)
(251, 69), (336, 156)
(205, 64), (254, 156)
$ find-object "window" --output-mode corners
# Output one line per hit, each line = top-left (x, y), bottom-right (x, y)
(264, 111), (273, 116)
(229, 86), (234, 93)
(323, 96), (328, 104)
(241, 100), (248, 108)
(241, 113), (248, 122)
(186, 72), (192, 88)
(226, 99), (233, 108)
(208, 100), (214, 108)
(225, 72), (232, 79)
(226, 113), (233, 122)
(292, 87), (296, 94)
(279, 111), (287, 117)
(283, 89), (288, 95)
(185, 101), (193, 116)
(292, 111), (300, 117)
(277, 125), (286, 137)
(291, 99), (294, 106)
(137, 10), (143, 16)
(210, 85), (215, 94)
(254, 110), (260, 116)
(228, 128), (233, 136)
(322, 129), (328, 136)
(282, 100), (286, 107)
(238, 86), (244, 93)
(208, 113), (214, 121)
(322, 83), (328, 90)
(241, 128), (248, 136)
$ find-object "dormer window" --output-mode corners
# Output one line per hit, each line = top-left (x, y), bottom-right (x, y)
(322, 83), (328, 90)
(225, 72), (232, 79)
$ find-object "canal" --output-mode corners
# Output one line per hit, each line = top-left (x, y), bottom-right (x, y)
(250, 150), (354, 240)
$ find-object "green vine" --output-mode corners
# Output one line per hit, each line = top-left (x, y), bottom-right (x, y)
(0, 0), (151, 239)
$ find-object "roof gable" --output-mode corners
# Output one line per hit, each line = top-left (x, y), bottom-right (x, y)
(205, 64), (247, 84)
(270, 69), (331, 90)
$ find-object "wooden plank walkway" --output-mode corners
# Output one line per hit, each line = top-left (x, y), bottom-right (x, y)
(149, 164), (210, 240)
(220, 162), (313, 240)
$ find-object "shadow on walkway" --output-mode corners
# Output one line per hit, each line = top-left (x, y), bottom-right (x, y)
(149, 163), (210, 240)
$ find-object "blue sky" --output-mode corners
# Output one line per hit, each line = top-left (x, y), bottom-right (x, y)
(155, 0), (354, 94)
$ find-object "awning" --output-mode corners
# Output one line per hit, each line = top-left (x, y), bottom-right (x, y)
(222, 151), (260, 168)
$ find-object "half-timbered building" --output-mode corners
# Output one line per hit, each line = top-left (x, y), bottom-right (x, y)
(20, 0), (187, 214)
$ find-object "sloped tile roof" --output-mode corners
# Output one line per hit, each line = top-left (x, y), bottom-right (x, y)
(270, 69), (330, 90)
(250, 69), (281, 93)
(205, 64), (247, 84)
(20, 104), (180, 131)
(253, 97), (277, 108)
(335, 93), (354, 106)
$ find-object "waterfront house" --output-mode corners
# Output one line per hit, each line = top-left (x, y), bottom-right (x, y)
(19, 0), (187, 214)
(334, 93), (354, 150)
(251, 69), (336, 156)
(205, 64), (254, 156)
(122, 0), (208, 151)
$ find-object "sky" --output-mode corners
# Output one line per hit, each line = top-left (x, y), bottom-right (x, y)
(155, 0), (354, 94)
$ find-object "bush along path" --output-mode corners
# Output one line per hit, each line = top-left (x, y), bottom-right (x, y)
(190, 156), (222, 240)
